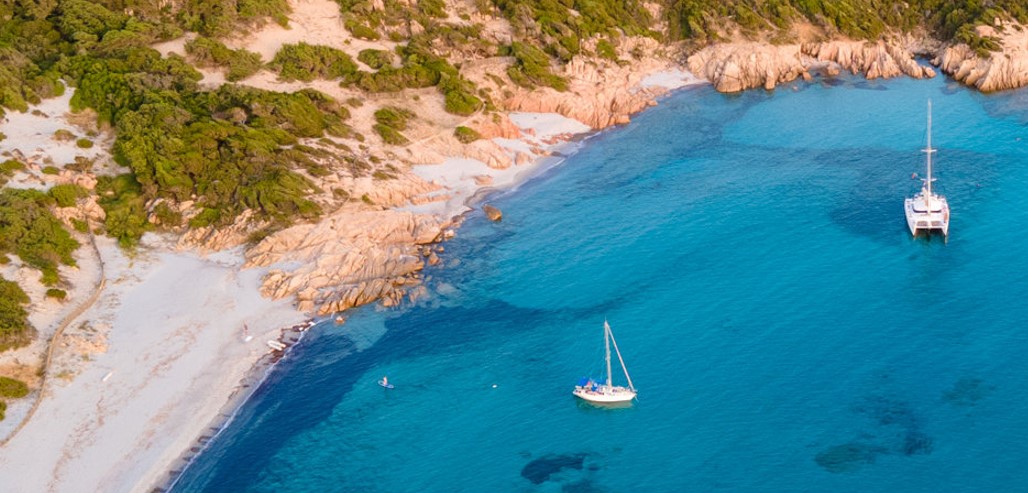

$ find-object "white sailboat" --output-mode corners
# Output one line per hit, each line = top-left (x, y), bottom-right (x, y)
(904, 100), (950, 236)
(573, 320), (637, 404)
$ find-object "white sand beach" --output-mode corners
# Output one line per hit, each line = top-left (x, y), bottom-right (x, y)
(0, 235), (303, 492)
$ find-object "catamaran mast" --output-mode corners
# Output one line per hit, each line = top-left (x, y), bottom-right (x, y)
(607, 324), (636, 392)
(604, 320), (612, 388)
(924, 100), (935, 204)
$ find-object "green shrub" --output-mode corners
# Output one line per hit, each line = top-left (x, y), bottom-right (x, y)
(454, 126), (481, 143)
(374, 124), (409, 145)
(374, 106), (413, 130)
(0, 189), (80, 286)
(0, 160), (25, 173)
(0, 277), (33, 353)
(344, 19), (380, 40)
(0, 377), (29, 398)
(505, 42), (568, 91)
(53, 129), (75, 141)
(95, 174), (149, 248)
(596, 39), (617, 60)
(357, 49), (394, 70)
(41, 166), (60, 175)
(152, 201), (182, 228)
(75, 137), (94, 148)
(45, 288), (67, 300)
(270, 42), (358, 82)
(49, 183), (89, 207)
(71, 218), (89, 233)
(185, 36), (263, 82)
(0, 400), (5, 421)
(419, 0), (447, 18)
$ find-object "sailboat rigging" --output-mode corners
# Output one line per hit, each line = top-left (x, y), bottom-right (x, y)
(573, 320), (637, 404)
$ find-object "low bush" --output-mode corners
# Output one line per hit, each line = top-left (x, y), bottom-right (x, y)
(357, 49), (394, 70)
(270, 43), (359, 82)
(0, 277), (33, 353)
(76, 138), (93, 148)
(49, 183), (89, 207)
(0, 377), (29, 398)
(454, 126), (481, 143)
(374, 124), (409, 145)
(184, 36), (263, 82)
(45, 288), (67, 300)
(374, 106), (413, 130)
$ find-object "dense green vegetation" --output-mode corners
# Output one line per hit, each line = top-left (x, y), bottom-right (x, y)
(270, 42), (358, 82)
(492, 0), (656, 61)
(0, 376), (29, 398)
(0, 188), (80, 286)
(504, 42), (568, 91)
(179, 0), (291, 37)
(663, 0), (1028, 54)
(0, 277), (33, 353)
(184, 36), (263, 81)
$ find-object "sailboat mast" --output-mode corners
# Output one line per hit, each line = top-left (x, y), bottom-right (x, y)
(925, 100), (934, 200)
(604, 321), (613, 388)
(607, 325), (636, 392)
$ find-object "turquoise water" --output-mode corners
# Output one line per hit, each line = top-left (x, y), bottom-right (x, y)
(174, 74), (1028, 492)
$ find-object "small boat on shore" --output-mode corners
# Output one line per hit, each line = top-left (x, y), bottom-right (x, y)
(905, 100), (950, 237)
(573, 320), (637, 404)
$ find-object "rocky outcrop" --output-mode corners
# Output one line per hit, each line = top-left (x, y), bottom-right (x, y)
(245, 209), (447, 314)
(498, 40), (683, 129)
(688, 38), (937, 93)
(934, 24), (1028, 92)
(803, 40), (936, 80)
(687, 42), (807, 92)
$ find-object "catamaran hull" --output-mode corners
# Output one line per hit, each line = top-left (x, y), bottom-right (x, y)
(572, 386), (636, 404)
(904, 197), (949, 236)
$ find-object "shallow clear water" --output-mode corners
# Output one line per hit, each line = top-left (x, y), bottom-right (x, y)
(175, 74), (1028, 492)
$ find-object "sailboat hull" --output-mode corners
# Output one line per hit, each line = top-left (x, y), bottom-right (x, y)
(572, 386), (636, 404)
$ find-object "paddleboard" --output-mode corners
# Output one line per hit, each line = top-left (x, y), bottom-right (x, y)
(379, 382), (394, 389)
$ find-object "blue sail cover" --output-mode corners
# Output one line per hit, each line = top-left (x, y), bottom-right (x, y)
(577, 377), (590, 387)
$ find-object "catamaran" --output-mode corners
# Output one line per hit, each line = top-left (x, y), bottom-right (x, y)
(573, 320), (637, 404)
(905, 100), (950, 236)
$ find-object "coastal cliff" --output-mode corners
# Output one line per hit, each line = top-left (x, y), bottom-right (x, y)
(934, 23), (1028, 92)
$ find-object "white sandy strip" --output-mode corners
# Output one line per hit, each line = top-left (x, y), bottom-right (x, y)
(0, 235), (303, 493)
(638, 67), (706, 90)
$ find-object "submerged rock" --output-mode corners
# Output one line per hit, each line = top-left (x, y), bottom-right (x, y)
(483, 204), (502, 222)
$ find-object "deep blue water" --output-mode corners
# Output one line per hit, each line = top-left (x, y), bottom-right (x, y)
(174, 74), (1028, 492)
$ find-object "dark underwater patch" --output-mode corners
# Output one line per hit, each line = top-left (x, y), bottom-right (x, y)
(815, 442), (888, 473)
(902, 430), (933, 456)
(521, 453), (588, 484)
(942, 377), (993, 407)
